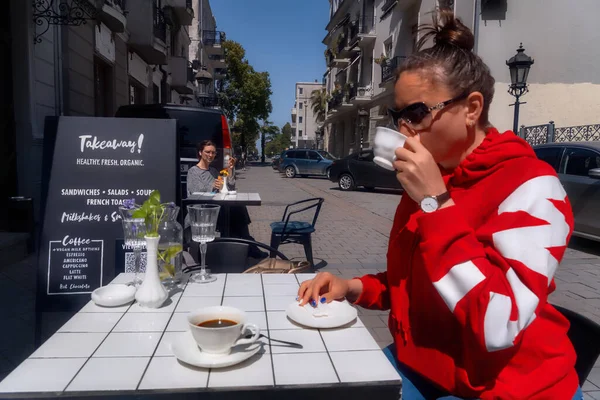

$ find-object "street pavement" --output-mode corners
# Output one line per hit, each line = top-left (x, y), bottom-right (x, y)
(238, 162), (600, 398)
(1, 162), (599, 397)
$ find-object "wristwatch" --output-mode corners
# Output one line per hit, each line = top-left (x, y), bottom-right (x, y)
(420, 191), (451, 213)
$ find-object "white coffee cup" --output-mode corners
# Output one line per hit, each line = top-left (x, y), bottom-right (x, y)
(373, 127), (407, 171)
(188, 306), (260, 355)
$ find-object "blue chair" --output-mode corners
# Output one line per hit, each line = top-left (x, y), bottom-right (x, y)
(269, 198), (324, 268)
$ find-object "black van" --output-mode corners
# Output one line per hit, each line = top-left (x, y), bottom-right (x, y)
(115, 104), (233, 196)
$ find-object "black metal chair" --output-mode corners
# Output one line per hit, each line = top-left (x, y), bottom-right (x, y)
(553, 304), (600, 385)
(269, 198), (324, 268)
(184, 238), (288, 274)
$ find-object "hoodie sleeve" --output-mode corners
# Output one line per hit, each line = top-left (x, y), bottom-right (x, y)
(416, 174), (573, 353)
(353, 271), (391, 310)
(352, 197), (417, 311)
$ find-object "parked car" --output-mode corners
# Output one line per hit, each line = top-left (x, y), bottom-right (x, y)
(115, 104), (233, 197)
(533, 141), (600, 241)
(279, 149), (336, 178)
(329, 149), (403, 191)
(271, 155), (281, 170)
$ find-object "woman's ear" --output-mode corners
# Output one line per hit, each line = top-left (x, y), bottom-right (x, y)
(465, 91), (484, 127)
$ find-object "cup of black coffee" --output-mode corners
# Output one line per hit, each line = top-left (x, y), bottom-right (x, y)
(187, 306), (260, 355)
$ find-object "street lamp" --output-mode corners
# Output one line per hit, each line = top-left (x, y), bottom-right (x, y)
(506, 43), (534, 134)
(195, 66), (213, 106)
(358, 109), (369, 150)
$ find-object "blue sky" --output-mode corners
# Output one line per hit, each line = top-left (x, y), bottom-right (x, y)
(211, 0), (329, 131)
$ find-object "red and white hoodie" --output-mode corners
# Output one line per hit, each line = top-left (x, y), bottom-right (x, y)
(356, 128), (578, 399)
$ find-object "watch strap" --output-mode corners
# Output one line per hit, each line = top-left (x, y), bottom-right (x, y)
(435, 191), (451, 206)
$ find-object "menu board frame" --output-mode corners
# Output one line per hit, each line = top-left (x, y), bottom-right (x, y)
(36, 116), (180, 313)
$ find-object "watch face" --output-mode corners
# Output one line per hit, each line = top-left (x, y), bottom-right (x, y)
(421, 197), (439, 213)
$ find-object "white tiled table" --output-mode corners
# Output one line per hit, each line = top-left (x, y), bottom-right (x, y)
(0, 273), (401, 399)
(184, 192), (262, 237)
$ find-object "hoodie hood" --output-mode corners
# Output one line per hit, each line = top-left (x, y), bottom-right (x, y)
(449, 128), (536, 187)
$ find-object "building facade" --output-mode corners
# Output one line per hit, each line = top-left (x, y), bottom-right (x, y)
(291, 81), (325, 149)
(4, 0), (199, 220)
(189, 0), (226, 107)
(322, 0), (600, 157)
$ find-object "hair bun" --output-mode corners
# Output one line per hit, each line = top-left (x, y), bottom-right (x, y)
(433, 10), (474, 51)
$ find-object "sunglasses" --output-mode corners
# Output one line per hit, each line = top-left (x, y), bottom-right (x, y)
(387, 93), (468, 130)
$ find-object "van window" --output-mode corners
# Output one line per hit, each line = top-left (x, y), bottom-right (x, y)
(167, 110), (223, 158)
(285, 151), (297, 158)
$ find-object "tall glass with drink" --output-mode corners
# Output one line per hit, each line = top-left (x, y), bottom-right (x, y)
(187, 204), (221, 283)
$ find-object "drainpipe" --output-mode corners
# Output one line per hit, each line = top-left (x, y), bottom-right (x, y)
(473, 0), (480, 54)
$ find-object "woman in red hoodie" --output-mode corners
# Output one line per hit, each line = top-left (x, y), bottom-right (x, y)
(298, 10), (582, 400)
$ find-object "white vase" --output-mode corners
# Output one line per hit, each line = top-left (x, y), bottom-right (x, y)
(221, 176), (229, 194)
(135, 236), (168, 308)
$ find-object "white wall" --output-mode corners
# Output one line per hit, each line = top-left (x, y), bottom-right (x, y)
(477, 0), (600, 130)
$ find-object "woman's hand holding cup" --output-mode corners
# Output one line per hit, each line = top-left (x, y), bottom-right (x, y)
(373, 127), (407, 171)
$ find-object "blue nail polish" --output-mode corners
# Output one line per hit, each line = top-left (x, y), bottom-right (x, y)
(310, 300), (317, 307)
(295, 296), (299, 301)
(320, 297), (326, 304)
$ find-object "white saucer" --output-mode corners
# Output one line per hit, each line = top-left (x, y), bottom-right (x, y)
(286, 300), (358, 329)
(171, 331), (262, 368)
(91, 284), (136, 307)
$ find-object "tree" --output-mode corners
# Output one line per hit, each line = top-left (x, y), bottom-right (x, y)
(265, 123), (292, 157)
(310, 88), (327, 124)
(281, 122), (294, 137)
(218, 41), (273, 155)
(260, 120), (279, 164)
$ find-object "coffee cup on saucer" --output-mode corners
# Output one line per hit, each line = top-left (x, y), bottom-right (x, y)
(188, 306), (260, 355)
(373, 127), (407, 171)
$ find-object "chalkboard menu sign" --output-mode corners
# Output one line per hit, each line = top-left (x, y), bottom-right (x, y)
(37, 116), (178, 312)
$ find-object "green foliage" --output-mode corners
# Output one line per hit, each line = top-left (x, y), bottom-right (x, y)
(220, 40), (273, 152)
(260, 120), (279, 162)
(265, 123), (293, 156)
(311, 88), (327, 124)
(130, 190), (173, 237)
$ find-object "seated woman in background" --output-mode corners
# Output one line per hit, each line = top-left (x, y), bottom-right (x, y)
(186, 140), (267, 258)
(187, 140), (235, 195)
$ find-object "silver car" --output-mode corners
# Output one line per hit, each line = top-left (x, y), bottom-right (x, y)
(533, 141), (600, 241)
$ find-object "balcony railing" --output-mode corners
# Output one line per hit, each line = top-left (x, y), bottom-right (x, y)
(326, 50), (335, 66)
(347, 85), (357, 100)
(208, 54), (225, 62)
(349, 11), (375, 45)
(328, 92), (344, 111)
(153, 3), (166, 42)
(381, 56), (405, 83)
(203, 30), (226, 46)
(359, 11), (375, 34)
(336, 34), (347, 54)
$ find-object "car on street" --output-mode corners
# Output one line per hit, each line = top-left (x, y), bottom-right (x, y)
(279, 149), (336, 178)
(533, 141), (600, 242)
(271, 154), (281, 170)
(329, 149), (403, 191)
